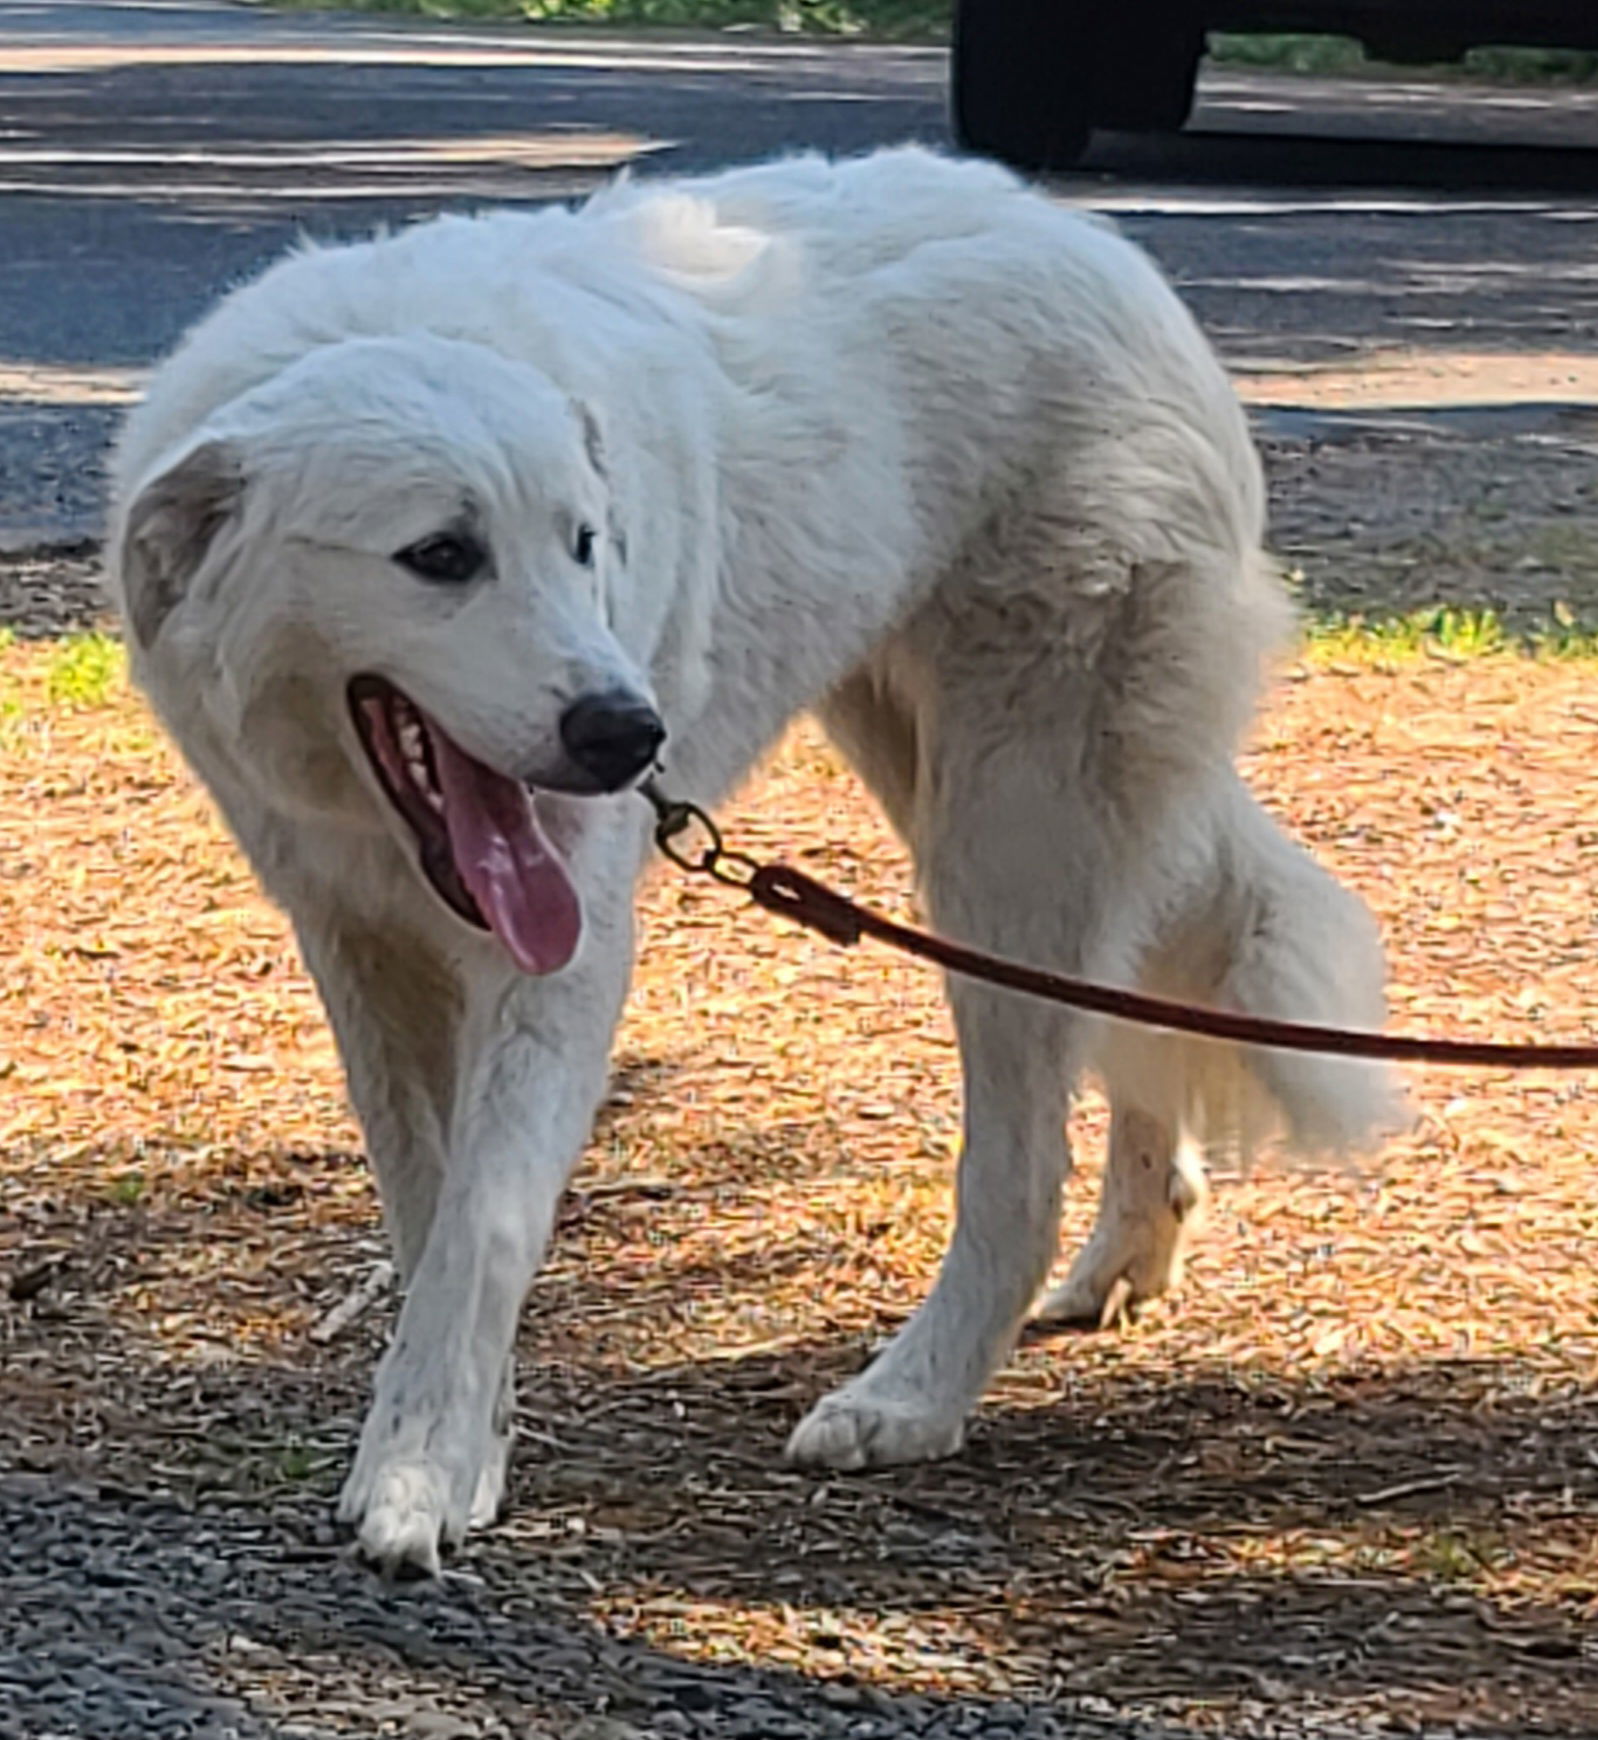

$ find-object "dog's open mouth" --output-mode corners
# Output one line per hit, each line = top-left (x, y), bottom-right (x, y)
(347, 674), (582, 975)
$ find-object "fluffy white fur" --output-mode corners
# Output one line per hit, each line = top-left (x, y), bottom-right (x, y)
(108, 147), (1400, 1575)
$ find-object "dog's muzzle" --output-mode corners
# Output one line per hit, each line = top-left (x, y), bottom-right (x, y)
(558, 692), (666, 793)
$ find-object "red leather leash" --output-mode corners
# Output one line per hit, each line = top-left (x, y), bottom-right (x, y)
(643, 784), (1598, 1071)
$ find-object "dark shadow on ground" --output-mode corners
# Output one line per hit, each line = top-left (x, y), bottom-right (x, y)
(5, 1227), (1595, 1735)
(1086, 126), (1598, 194)
(0, 544), (107, 631)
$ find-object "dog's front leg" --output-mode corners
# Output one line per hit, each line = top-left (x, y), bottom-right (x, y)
(338, 889), (635, 1576)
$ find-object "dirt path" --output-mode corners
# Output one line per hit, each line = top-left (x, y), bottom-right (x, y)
(3, 620), (1596, 1736)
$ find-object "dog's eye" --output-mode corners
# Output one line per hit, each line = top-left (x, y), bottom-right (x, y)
(394, 531), (487, 585)
(572, 524), (598, 569)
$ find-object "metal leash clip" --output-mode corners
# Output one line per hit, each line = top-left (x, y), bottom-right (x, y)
(639, 777), (759, 889)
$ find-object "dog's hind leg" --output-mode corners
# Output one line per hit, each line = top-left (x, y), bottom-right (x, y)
(1036, 1104), (1208, 1326)
(792, 668), (1138, 1469)
(1043, 773), (1399, 1330)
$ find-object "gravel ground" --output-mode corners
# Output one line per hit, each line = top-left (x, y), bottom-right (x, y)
(0, 402), (121, 557)
(0, 1477), (1225, 1740)
(0, 545), (106, 635)
(0, 1463), (1556, 1740)
(1255, 405), (1598, 629)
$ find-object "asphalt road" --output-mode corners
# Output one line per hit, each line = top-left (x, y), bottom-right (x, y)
(2, 0), (1598, 551)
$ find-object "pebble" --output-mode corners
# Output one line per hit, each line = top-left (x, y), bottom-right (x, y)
(406, 1711), (482, 1740)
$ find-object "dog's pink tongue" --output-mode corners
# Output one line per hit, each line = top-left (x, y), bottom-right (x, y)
(430, 725), (581, 975)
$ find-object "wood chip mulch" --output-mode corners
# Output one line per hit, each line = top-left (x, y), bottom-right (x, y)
(1, 637), (1595, 1735)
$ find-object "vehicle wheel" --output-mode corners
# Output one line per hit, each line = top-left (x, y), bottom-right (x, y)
(1091, 16), (1204, 131)
(950, 0), (1092, 173)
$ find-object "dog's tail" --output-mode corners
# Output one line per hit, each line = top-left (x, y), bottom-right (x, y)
(1094, 775), (1407, 1166)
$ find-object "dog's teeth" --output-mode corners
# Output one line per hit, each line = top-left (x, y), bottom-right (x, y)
(387, 706), (443, 810)
(404, 755), (442, 807)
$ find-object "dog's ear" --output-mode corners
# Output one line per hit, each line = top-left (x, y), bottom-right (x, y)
(119, 440), (242, 648)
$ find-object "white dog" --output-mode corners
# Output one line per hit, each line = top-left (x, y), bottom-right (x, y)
(108, 147), (1398, 1574)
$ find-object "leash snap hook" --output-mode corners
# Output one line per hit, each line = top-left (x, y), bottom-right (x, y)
(639, 778), (757, 889)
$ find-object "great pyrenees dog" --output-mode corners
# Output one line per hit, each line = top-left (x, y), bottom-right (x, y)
(109, 147), (1397, 1573)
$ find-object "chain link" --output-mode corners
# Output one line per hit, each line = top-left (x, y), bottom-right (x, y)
(639, 778), (758, 888)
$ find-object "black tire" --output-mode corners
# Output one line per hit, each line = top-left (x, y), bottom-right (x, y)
(950, 0), (1093, 173)
(1092, 19), (1203, 131)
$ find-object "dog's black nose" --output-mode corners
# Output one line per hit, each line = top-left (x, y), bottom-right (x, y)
(558, 692), (666, 792)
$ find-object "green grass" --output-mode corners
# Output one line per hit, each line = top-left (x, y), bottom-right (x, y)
(110, 1171), (148, 1207)
(276, 1440), (321, 1482)
(1209, 31), (1363, 75)
(1414, 1526), (1508, 1586)
(274, 0), (949, 36)
(1208, 33), (1598, 84)
(1303, 604), (1598, 669)
(43, 632), (124, 709)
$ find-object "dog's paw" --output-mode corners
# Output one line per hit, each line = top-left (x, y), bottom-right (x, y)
(469, 1429), (512, 1531)
(1034, 1266), (1137, 1330)
(785, 1385), (966, 1471)
(339, 1456), (470, 1577)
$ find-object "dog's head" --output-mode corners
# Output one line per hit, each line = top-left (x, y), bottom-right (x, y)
(112, 334), (662, 976)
